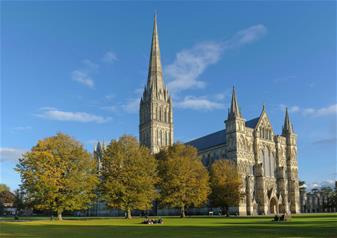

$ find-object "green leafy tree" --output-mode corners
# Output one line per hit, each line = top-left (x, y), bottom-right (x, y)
(299, 181), (306, 187)
(101, 135), (158, 219)
(157, 143), (210, 217)
(329, 190), (337, 210)
(209, 160), (242, 216)
(13, 187), (30, 215)
(16, 133), (99, 220)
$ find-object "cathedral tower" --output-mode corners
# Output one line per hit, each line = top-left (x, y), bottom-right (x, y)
(282, 108), (300, 213)
(225, 87), (246, 160)
(224, 87), (248, 215)
(139, 15), (174, 154)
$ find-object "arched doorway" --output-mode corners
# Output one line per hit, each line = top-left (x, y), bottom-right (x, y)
(270, 197), (277, 214)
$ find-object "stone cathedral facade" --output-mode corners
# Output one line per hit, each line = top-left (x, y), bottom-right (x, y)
(187, 90), (300, 215)
(138, 16), (300, 215)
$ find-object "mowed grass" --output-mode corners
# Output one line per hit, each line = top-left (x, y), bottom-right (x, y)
(1, 213), (336, 238)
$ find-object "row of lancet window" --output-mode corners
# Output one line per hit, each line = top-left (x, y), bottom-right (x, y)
(154, 106), (170, 123)
(259, 148), (275, 177)
(140, 107), (170, 123)
(142, 129), (170, 147)
(157, 129), (170, 147)
(260, 128), (272, 140)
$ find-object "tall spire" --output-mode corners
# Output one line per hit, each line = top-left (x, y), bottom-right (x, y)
(147, 13), (164, 91)
(228, 86), (241, 119)
(282, 108), (293, 135)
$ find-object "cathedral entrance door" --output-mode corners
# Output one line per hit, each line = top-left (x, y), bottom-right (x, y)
(269, 197), (277, 214)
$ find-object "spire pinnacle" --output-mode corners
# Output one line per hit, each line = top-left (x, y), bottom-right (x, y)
(228, 86), (241, 119)
(260, 104), (266, 116)
(147, 13), (164, 91)
(282, 107), (293, 135)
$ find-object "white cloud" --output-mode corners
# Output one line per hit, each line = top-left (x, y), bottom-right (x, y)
(175, 96), (225, 111)
(281, 104), (337, 117)
(71, 70), (94, 88)
(71, 59), (98, 88)
(224, 24), (267, 48)
(165, 24), (267, 93)
(37, 107), (111, 123)
(166, 41), (221, 93)
(313, 137), (337, 145)
(314, 104), (337, 117)
(122, 98), (140, 113)
(281, 105), (301, 113)
(0, 148), (27, 163)
(214, 88), (231, 101)
(289, 106), (300, 113)
(13, 126), (32, 131)
(102, 51), (118, 63)
(306, 180), (335, 190)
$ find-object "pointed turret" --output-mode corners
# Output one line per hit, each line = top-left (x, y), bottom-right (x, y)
(96, 141), (103, 155)
(282, 108), (294, 135)
(228, 86), (241, 119)
(147, 13), (164, 92)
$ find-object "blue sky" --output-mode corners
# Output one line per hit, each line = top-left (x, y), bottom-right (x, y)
(1, 1), (336, 191)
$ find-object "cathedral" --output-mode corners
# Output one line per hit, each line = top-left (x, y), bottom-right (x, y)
(138, 15), (300, 215)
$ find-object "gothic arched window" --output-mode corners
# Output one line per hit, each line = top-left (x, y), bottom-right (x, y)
(157, 129), (160, 145)
(165, 131), (168, 145)
(259, 149), (264, 164)
(264, 147), (271, 177)
(261, 150), (267, 176)
(270, 152), (275, 177)
(164, 108), (167, 122)
(160, 130), (163, 146)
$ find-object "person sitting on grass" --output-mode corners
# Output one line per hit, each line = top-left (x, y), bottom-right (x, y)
(142, 217), (163, 224)
(273, 215), (280, 221)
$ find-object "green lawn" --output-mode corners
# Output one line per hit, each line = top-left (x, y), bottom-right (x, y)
(1, 214), (336, 238)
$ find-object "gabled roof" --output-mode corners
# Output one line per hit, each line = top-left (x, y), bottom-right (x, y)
(186, 129), (226, 151)
(245, 117), (259, 129)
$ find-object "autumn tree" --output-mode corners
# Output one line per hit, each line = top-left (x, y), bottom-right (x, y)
(16, 133), (99, 220)
(209, 159), (242, 216)
(0, 188), (16, 215)
(101, 135), (158, 219)
(157, 143), (210, 217)
(0, 184), (10, 193)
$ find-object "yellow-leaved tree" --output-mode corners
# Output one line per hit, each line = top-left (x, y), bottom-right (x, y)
(209, 159), (242, 216)
(157, 143), (210, 217)
(16, 133), (99, 220)
(101, 135), (158, 219)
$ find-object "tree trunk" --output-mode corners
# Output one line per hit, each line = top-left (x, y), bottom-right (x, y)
(57, 210), (63, 220)
(126, 208), (132, 219)
(180, 206), (186, 218)
(225, 205), (229, 217)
